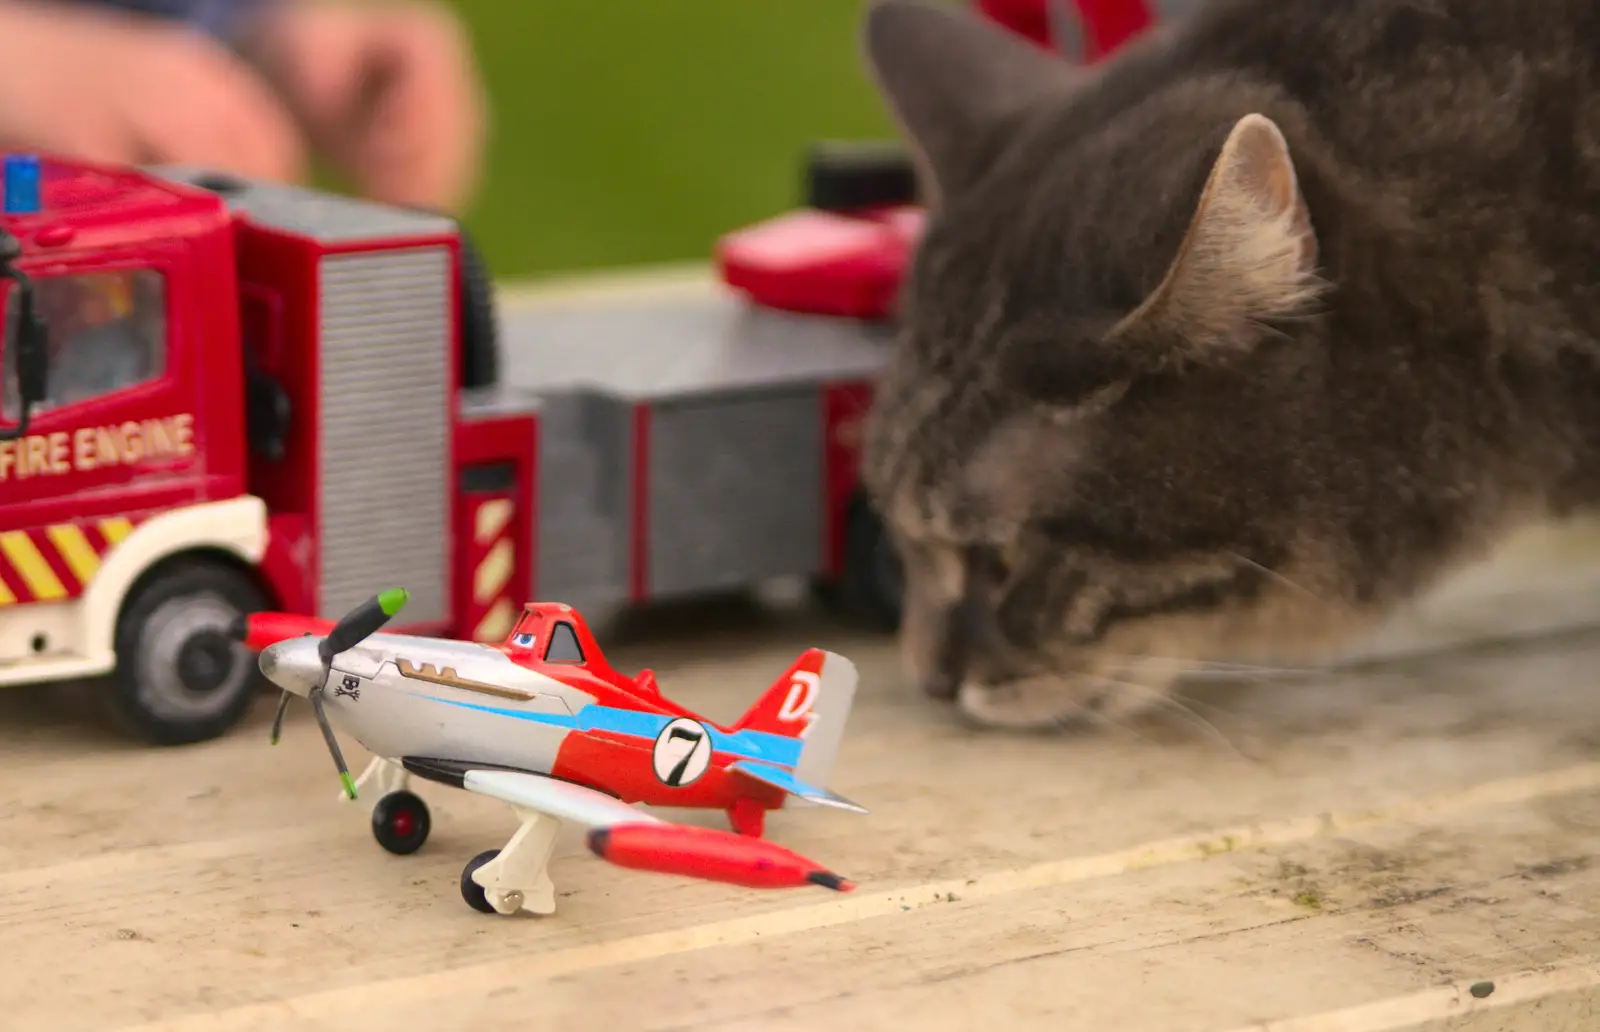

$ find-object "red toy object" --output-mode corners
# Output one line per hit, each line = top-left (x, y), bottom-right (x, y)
(251, 591), (868, 915)
(973, 0), (1059, 49)
(241, 611), (334, 653)
(716, 206), (924, 321)
(0, 151), (902, 749)
(588, 824), (856, 892)
(975, 0), (1158, 62)
(1068, 0), (1159, 62)
(716, 0), (1165, 321)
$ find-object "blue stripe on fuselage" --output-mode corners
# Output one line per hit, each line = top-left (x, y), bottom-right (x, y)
(420, 695), (803, 767)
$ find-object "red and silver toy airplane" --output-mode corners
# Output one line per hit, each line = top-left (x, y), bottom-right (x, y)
(241, 590), (867, 916)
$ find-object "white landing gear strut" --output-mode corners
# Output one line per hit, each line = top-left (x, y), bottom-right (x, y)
(349, 756), (409, 801)
(462, 808), (561, 916)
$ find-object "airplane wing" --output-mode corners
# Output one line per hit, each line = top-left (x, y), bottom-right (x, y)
(460, 768), (664, 828)
(456, 765), (856, 894)
(728, 760), (869, 814)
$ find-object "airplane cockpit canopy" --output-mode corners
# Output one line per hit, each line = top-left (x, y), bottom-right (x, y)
(544, 622), (584, 664)
(504, 606), (586, 666)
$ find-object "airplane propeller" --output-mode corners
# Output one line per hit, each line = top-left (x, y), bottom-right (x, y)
(269, 587), (410, 800)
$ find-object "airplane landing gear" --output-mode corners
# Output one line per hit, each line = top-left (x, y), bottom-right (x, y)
(351, 757), (430, 855)
(351, 755), (410, 799)
(372, 790), (431, 855)
(460, 849), (501, 913)
(461, 809), (561, 916)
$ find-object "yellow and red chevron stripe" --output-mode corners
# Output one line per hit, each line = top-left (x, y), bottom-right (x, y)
(467, 497), (517, 642)
(0, 516), (139, 606)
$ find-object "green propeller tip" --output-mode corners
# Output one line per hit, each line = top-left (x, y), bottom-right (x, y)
(340, 772), (358, 801)
(377, 588), (409, 617)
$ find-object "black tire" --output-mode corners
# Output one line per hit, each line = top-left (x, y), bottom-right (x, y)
(371, 790), (431, 855)
(107, 561), (267, 746)
(456, 228), (499, 390)
(805, 140), (919, 212)
(822, 495), (903, 632)
(461, 849), (501, 914)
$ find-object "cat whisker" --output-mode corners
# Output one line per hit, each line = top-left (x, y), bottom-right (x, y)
(1096, 652), (1322, 679)
(1166, 684), (1246, 725)
(1172, 665), (1319, 683)
(1082, 673), (1261, 766)
(1068, 699), (1158, 745)
(1226, 551), (1329, 606)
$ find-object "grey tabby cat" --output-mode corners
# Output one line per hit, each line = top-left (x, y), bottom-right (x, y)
(858, 0), (1600, 729)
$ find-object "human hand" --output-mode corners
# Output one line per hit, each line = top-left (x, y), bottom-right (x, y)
(241, 0), (487, 213)
(0, 0), (304, 181)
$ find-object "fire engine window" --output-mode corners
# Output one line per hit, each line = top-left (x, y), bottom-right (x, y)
(544, 622), (584, 664)
(2, 269), (167, 417)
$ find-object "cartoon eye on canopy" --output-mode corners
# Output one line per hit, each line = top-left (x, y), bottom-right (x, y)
(507, 603), (546, 650)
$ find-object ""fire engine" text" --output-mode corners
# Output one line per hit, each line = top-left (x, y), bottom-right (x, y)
(0, 413), (196, 482)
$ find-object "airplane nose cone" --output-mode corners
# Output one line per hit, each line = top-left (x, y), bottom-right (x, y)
(258, 637), (324, 698)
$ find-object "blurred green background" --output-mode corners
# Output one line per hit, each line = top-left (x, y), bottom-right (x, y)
(451, 0), (895, 281)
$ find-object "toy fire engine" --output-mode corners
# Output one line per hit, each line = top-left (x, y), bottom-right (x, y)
(0, 0), (1175, 748)
(0, 151), (914, 747)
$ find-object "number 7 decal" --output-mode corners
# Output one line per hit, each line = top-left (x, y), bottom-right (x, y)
(652, 717), (713, 786)
(665, 727), (704, 785)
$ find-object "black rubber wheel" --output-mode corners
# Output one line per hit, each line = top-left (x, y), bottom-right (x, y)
(107, 561), (268, 746)
(461, 849), (501, 914)
(821, 494), (903, 632)
(805, 140), (919, 212)
(371, 790), (431, 855)
(456, 227), (499, 390)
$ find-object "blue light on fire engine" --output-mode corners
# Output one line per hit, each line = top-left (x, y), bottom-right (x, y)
(2, 154), (41, 215)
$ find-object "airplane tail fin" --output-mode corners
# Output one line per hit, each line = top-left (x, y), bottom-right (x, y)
(732, 647), (858, 791)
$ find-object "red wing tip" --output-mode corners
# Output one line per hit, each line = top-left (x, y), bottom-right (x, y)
(807, 870), (855, 892)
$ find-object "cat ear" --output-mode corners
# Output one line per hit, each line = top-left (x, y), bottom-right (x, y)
(862, 0), (1077, 206)
(1110, 113), (1323, 361)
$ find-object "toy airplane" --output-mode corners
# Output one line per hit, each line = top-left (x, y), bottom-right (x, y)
(240, 589), (867, 916)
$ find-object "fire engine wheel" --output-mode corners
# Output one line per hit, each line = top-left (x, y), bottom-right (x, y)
(460, 849), (501, 914)
(456, 227), (499, 390)
(371, 790), (432, 855)
(108, 563), (268, 747)
(823, 495), (903, 632)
